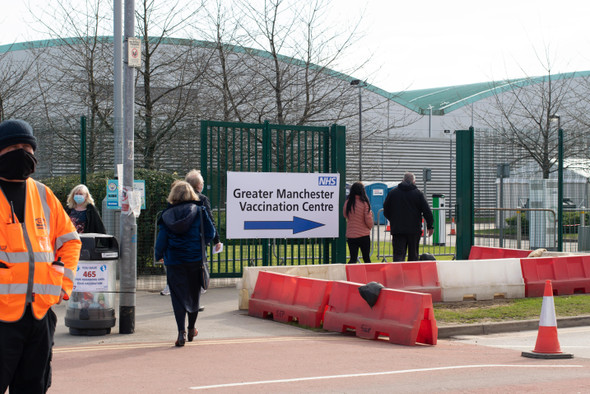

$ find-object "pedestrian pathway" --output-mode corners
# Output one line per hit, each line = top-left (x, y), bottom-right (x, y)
(53, 285), (590, 347)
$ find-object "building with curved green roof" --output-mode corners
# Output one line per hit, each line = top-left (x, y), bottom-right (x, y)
(1, 37), (589, 212)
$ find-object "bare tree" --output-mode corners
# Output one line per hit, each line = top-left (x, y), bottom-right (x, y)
(0, 45), (39, 121)
(196, 1), (258, 123)
(134, 0), (208, 169)
(475, 66), (586, 179)
(228, 0), (369, 126)
(29, 0), (114, 172)
(563, 74), (590, 168)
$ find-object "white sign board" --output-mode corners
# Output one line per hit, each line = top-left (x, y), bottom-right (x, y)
(72, 262), (110, 292)
(127, 37), (141, 68)
(226, 172), (340, 239)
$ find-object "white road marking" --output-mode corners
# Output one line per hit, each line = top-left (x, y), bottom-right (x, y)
(189, 364), (584, 390)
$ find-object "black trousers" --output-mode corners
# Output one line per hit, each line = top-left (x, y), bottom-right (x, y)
(392, 233), (421, 262)
(347, 235), (371, 264)
(167, 263), (202, 332)
(0, 305), (56, 394)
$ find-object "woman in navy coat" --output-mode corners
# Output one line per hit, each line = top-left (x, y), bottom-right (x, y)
(155, 180), (215, 346)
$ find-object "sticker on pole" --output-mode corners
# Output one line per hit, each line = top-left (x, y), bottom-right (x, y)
(226, 171), (340, 239)
(127, 37), (141, 68)
(73, 262), (110, 292)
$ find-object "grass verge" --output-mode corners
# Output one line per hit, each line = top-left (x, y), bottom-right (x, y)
(434, 294), (590, 324)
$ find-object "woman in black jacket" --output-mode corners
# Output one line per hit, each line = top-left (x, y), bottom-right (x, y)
(65, 184), (106, 234)
(155, 181), (215, 346)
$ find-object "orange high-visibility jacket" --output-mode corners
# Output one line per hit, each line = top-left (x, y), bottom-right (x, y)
(0, 178), (81, 322)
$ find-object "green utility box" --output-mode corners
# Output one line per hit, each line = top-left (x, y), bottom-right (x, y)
(432, 194), (446, 246)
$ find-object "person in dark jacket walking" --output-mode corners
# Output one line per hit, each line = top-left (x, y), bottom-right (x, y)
(155, 181), (215, 347)
(160, 169), (222, 308)
(383, 172), (434, 262)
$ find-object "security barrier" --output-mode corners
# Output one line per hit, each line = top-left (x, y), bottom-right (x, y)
(345, 262), (442, 302)
(469, 246), (531, 260)
(238, 264), (347, 310)
(437, 258), (525, 301)
(520, 255), (590, 297)
(323, 281), (437, 346)
(248, 271), (333, 328)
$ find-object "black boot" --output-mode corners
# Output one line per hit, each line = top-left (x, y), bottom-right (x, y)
(175, 331), (186, 347)
(187, 328), (198, 342)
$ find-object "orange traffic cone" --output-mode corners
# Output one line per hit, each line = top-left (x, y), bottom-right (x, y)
(386, 219), (390, 232)
(522, 280), (573, 359)
(450, 218), (456, 235)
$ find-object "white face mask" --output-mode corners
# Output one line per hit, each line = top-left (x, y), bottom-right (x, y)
(73, 194), (86, 205)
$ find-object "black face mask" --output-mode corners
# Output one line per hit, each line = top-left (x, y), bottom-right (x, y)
(0, 149), (38, 180)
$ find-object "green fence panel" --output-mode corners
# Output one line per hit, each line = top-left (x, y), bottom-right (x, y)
(456, 127), (474, 260)
(200, 120), (346, 278)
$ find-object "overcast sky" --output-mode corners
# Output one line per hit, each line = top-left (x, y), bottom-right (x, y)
(1, 0), (588, 92)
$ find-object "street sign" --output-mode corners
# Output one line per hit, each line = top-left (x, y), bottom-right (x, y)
(226, 171), (340, 239)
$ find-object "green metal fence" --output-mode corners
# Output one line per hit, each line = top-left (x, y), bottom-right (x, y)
(200, 120), (347, 278)
(456, 126), (576, 257)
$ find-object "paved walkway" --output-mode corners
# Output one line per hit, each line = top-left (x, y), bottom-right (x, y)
(54, 285), (590, 348)
(54, 286), (317, 347)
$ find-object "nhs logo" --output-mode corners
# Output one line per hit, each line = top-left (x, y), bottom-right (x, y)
(318, 176), (338, 186)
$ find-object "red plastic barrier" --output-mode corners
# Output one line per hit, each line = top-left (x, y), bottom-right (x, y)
(469, 246), (531, 260)
(520, 255), (590, 297)
(248, 271), (332, 328)
(323, 281), (437, 346)
(346, 262), (441, 302)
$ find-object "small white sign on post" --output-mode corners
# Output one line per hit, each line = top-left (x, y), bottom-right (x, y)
(127, 37), (141, 68)
(226, 172), (340, 239)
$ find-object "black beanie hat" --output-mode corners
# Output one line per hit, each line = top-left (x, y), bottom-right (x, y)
(0, 119), (37, 152)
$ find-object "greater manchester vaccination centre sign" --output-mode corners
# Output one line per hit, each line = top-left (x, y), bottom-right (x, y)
(226, 171), (340, 239)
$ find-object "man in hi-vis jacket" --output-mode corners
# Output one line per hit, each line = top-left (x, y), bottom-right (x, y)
(0, 119), (81, 393)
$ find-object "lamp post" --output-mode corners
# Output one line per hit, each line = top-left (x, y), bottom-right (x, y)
(550, 114), (563, 251)
(350, 79), (364, 180)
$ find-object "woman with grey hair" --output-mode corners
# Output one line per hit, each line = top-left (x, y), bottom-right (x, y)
(65, 184), (106, 234)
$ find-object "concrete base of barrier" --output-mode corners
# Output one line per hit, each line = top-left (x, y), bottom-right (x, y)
(437, 259), (525, 301)
(238, 264), (347, 310)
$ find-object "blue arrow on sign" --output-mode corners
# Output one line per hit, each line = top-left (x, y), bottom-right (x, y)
(244, 216), (325, 234)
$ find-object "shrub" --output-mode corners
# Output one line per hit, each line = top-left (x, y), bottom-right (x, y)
(505, 212), (528, 235)
(41, 169), (180, 272)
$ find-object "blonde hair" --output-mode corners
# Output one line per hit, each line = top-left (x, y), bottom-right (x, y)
(185, 169), (204, 193)
(67, 184), (95, 209)
(167, 180), (200, 205)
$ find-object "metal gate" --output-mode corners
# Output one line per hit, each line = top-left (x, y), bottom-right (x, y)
(200, 120), (347, 277)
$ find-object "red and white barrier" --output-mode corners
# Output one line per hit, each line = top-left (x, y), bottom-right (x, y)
(248, 271), (333, 328)
(323, 281), (437, 346)
(345, 262), (442, 302)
